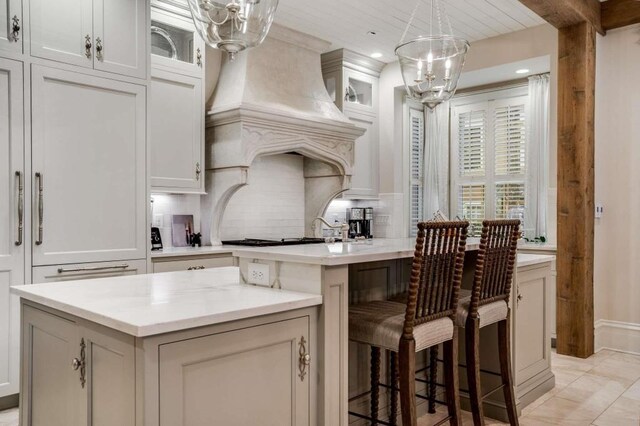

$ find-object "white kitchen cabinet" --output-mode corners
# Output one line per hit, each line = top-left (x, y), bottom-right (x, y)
(321, 50), (383, 199)
(92, 0), (148, 79)
(0, 0), (22, 55)
(159, 316), (311, 426)
(31, 65), (147, 266)
(21, 304), (136, 426)
(151, 7), (204, 77)
(150, 69), (204, 192)
(0, 58), (23, 400)
(29, 0), (147, 79)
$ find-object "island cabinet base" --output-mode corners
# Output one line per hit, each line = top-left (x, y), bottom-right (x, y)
(20, 302), (318, 426)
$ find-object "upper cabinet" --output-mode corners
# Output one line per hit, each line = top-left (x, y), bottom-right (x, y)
(0, 0), (22, 55)
(149, 3), (205, 194)
(29, 0), (147, 79)
(322, 49), (384, 200)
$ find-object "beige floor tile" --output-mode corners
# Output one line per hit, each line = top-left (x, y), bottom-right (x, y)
(552, 366), (586, 389)
(523, 396), (604, 425)
(621, 379), (640, 401)
(607, 351), (640, 365)
(554, 373), (629, 412)
(592, 396), (640, 426)
(588, 356), (640, 386)
(521, 388), (560, 417)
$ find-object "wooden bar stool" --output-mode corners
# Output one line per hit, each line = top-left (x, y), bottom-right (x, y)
(348, 221), (469, 426)
(457, 220), (520, 426)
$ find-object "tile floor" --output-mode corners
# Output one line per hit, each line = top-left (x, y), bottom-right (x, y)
(1, 350), (639, 425)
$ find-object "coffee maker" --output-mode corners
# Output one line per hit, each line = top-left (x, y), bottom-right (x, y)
(346, 207), (374, 239)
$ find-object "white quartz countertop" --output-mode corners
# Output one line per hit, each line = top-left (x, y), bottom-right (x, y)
(11, 267), (322, 337)
(232, 238), (481, 266)
(517, 253), (555, 268)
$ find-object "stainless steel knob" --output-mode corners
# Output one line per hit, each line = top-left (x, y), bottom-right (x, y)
(72, 358), (82, 370)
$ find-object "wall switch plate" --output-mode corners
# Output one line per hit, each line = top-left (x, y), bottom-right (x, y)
(595, 204), (604, 219)
(248, 262), (270, 286)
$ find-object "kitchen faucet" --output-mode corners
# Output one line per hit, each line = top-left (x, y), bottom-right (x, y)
(313, 217), (349, 242)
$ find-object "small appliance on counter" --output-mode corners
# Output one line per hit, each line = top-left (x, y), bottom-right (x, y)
(151, 227), (163, 251)
(347, 207), (374, 239)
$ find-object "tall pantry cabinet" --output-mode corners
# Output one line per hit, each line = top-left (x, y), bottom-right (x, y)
(0, 0), (150, 402)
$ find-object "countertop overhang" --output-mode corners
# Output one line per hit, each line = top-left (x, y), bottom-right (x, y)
(11, 267), (322, 337)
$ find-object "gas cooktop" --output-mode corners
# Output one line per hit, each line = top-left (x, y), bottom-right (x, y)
(221, 237), (333, 247)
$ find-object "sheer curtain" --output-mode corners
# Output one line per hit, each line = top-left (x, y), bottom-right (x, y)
(423, 101), (450, 219)
(527, 74), (550, 238)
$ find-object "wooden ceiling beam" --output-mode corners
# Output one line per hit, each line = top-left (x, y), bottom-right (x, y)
(518, 0), (605, 35)
(602, 0), (640, 31)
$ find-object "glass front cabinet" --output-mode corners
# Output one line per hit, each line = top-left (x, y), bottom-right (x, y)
(321, 49), (384, 199)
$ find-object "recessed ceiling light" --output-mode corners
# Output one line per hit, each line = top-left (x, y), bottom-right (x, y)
(367, 31), (377, 36)
(371, 52), (383, 58)
(516, 68), (530, 74)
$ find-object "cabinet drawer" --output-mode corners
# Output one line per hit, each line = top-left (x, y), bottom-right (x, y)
(152, 255), (235, 273)
(32, 259), (147, 283)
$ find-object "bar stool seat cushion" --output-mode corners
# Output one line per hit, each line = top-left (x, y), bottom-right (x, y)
(456, 289), (508, 328)
(349, 301), (454, 352)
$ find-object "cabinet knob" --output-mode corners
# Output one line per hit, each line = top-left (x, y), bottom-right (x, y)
(11, 15), (20, 42)
(96, 37), (103, 61)
(196, 48), (202, 67)
(85, 35), (92, 59)
(72, 358), (82, 370)
(298, 336), (310, 381)
(195, 162), (201, 181)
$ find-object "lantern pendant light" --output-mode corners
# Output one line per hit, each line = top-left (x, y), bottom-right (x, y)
(187, 0), (279, 61)
(395, 0), (469, 109)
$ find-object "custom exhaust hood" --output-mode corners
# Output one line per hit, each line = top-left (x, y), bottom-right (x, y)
(201, 24), (365, 245)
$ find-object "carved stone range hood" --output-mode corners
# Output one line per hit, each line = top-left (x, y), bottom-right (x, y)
(201, 25), (365, 245)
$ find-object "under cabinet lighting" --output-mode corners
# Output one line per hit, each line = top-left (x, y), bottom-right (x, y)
(371, 52), (383, 58)
(516, 69), (530, 74)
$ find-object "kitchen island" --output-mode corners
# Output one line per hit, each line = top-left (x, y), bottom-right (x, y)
(231, 239), (555, 424)
(12, 267), (321, 426)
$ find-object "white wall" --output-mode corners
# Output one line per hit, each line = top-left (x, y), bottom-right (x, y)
(220, 154), (306, 240)
(378, 24), (558, 240)
(594, 24), (640, 354)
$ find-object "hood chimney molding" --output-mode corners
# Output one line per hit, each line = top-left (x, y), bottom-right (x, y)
(201, 25), (366, 245)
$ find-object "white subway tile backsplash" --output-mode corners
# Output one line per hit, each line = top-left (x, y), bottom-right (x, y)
(150, 193), (202, 248)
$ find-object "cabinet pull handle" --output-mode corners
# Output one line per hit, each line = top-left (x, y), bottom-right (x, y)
(11, 15), (20, 42)
(35, 172), (43, 245)
(187, 266), (205, 270)
(96, 37), (103, 61)
(72, 338), (86, 388)
(85, 35), (92, 58)
(298, 336), (310, 381)
(15, 171), (23, 246)
(195, 162), (201, 181)
(57, 264), (129, 274)
(196, 48), (202, 67)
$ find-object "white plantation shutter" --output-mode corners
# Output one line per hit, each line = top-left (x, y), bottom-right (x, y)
(451, 89), (529, 237)
(409, 106), (424, 237)
(458, 109), (486, 177)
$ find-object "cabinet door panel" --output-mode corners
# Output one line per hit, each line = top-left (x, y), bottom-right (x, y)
(344, 110), (377, 198)
(31, 65), (146, 265)
(0, 58), (23, 399)
(159, 317), (310, 426)
(0, 0), (22, 54)
(93, 0), (147, 79)
(29, 0), (93, 67)
(150, 69), (203, 191)
(22, 306), (85, 426)
(84, 323), (135, 426)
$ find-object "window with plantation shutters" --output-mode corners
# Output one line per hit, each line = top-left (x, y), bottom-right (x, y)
(450, 88), (529, 237)
(408, 105), (424, 237)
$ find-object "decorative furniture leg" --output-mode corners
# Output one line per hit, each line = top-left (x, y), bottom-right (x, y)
(390, 351), (399, 426)
(466, 318), (485, 426)
(499, 312), (519, 425)
(371, 346), (381, 424)
(429, 345), (438, 413)
(399, 338), (417, 426)
(443, 329), (461, 426)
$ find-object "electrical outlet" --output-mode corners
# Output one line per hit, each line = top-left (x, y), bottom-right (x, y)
(152, 214), (163, 227)
(248, 262), (270, 286)
(376, 215), (390, 225)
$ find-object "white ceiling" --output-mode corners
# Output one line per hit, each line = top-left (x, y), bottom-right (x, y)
(274, 0), (546, 63)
